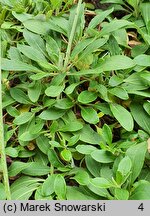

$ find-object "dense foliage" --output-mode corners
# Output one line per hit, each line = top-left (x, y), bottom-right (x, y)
(0, 0), (150, 200)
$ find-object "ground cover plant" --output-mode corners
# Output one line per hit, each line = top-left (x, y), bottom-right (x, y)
(0, 0), (150, 200)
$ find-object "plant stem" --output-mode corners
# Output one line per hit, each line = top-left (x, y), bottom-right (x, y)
(63, 0), (82, 71)
(0, 40), (11, 200)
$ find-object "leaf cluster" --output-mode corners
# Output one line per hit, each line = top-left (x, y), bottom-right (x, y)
(0, 0), (150, 200)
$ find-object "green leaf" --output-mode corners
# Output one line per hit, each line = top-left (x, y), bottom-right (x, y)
(29, 118), (44, 135)
(68, 2), (85, 40)
(68, 135), (80, 146)
(99, 55), (135, 71)
(66, 186), (94, 200)
(78, 90), (97, 104)
(96, 84), (110, 102)
(45, 85), (64, 97)
(68, 68), (103, 76)
(78, 38), (108, 61)
(99, 20), (132, 36)
(22, 162), (50, 176)
(140, 71), (150, 83)
(23, 19), (51, 35)
(90, 177), (114, 188)
(60, 121), (83, 132)
(126, 142), (147, 185)
(131, 43), (149, 58)
(76, 124), (101, 145)
(48, 149), (64, 168)
(35, 187), (52, 200)
(54, 175), (66, 200)
(23, 29), (46, 57)
(54, 98), (74, 109)
(126, 90), (150, 98)
(140, 3), (150, 34)
(100, 166), (113, 181)
(19, 131), (39, 141)
(130, 103), (150, 134)
(13, 112), (33, 125)
(50, 0), (63, 10)
(91, 150), (115, 163)
(1, 58), (42, 73)
(48, 16), (68, 35)
(108, 34), (120, 56)
(87, 8), (114, 31)
(28, 81), (42, 103)
(12, 11), (33, 22)
(71, 38), (95, 59)
(0, 183), (6, 200)
(116, 156), (132, 184)
(109, 75), (124, 87)
(134, 54), (150, 67)
(72, 170), (90, 186)
(8, 46), (22, 61)
(2, 94), (15, 108)
(5, 147), (18, 158)
(42, 174), (56, 196)
(109, 87), (129, 100)
(18, 150), (35, 158)
(10, 88), (32, 104)
(130, 182), (150, 200)
(87, 183), (111, 199)
(115, 188), (129, 200)
(76, 145), (97, 155)
(34, 150), (48, 166)
(8, 161), (32, 177)
(81, 107), (99, 124)
(36, 135), (50, 155)
(45, 35), (60, 63)
(65, 82), (83, 95)
(143, 101), (150, 115)
(117, 156), (132, 177)
(17, 44), (47, 62)
(110, 103), (134, 131)
(10, 176), (41, 200)
(6, 105), (20, 117)
(30, 72), (49, 80)
(123, 73), (148, 91)
(102, 124), (112, 146)
(39, 108), (66, 120)
(94, 103), (113, 116)
(85, 155), (102, 177)
(60, 149), (72, 162)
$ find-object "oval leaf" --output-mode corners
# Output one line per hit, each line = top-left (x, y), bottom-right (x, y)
(72, 170), (90, 186)
(54, 175), (66, 200)
(78, 90), (97, 104)
(76, 145), (97, 155)
(90, 177), (114, 188)
(1, 58), (42, 73)
(81, 107), (99, 124)
(134, 54), (150, 66)
(130, 102), (150, 134)
(109, 87), (129, 100)
(126, 141), (147, 184)
(99, 55), (135, 71)
(110, 103), (134, 131)
(60, 149), (72, 162)
(45, 85), (64, 97)
(39, 108), (66, 120)
(22, 162), (50, 176)
(91, 150), (115, 163)
(13, 112), (33, 125)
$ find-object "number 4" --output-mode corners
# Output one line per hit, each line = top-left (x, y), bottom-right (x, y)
(138, 203), (144, 211)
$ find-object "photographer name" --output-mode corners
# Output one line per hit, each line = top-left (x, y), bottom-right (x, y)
(20, 202), (106, 212)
